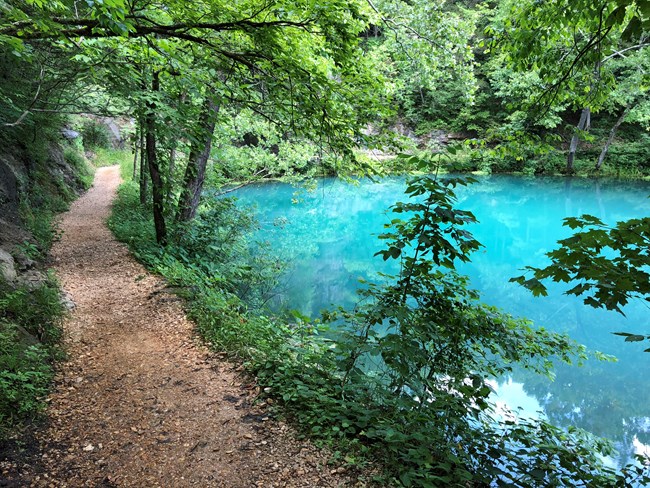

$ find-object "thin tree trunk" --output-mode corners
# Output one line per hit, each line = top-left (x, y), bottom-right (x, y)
(166, 146), (176, 203)
(596, 106), (631, 170)
(139, 122), (148, 205)
(146, 71), (167, 245)
(176, 97), (220, 223)
(567, 107), (591, 173)
(165, 92), (185, 204)
(132, 130), (139, 180)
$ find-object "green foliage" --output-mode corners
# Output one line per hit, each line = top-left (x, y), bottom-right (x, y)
(18, 146), (89, 256)
(108, 183), (157, 252)
(63, 145), (94, 189)
(604, 140), (650, 174)
(169, 199), (284, 306)
(93, 146), (133, 168)
(512, 208), (650, 363)
(513, 215), (650, 313)
(19, 183), (67, 258)
(512, 214), (650, 350)
(0, 276), (65, 438)
(367, 0), (478, 130)
(80, 119), (111, 150)
(109, 180), (283, 307)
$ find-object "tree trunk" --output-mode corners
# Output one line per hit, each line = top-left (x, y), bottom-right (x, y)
(166, 146), (176, 203)
(146, 71), (167, 245)
(139, 123), (148, 205)
(596, 106), (631, 170)
(132, 132), (138, 180)
(567, 107), (591, 173)
(164, 92), (185, 204)
(176, 97), (220, 223)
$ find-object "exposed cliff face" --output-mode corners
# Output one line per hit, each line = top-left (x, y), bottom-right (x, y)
(0, 149), (31, 249)
(0, 140), (89, 283)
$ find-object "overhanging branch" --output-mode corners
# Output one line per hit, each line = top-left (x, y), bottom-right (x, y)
(1, 14), (316, 41)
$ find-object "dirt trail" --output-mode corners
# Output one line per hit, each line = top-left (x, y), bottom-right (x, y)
(24, 166), (354, 487)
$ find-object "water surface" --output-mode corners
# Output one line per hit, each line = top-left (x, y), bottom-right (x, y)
(233, 175), (650, 465)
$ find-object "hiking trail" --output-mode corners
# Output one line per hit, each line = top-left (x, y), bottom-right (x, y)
(25, 166), (355, 487)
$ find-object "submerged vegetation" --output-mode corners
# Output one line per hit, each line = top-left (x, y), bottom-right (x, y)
(2, 0), (650, 484)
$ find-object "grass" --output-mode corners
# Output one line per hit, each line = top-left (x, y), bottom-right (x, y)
(91, 147), (134, 168)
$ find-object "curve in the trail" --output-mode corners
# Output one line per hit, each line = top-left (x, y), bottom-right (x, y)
(25, 166), (353, 488)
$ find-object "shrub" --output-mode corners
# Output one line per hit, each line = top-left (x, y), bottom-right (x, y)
(0, 276), (64, 438)
(64, 145), (94, 190)
(80, 119), (111, 150)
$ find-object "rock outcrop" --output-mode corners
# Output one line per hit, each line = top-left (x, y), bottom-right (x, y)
(0, 140), (87, 286)
(0, 248), (16, 282)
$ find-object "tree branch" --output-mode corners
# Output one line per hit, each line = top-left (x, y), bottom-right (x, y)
(2, 66), (45, 127)
(365, 0), (450, 54)
(602, 42), (650, 63)
(215, 168), (271, 196)
(1, 15), (315, 40)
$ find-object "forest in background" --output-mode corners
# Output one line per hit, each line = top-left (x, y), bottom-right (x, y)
(2, 0), (650, 486)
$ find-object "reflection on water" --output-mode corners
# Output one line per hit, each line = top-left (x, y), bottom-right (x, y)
(487, 378), (543, 421)
(233, 175), (650, 465)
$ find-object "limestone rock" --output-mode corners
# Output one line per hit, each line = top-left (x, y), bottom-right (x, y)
(0, 248), (17, 282)
(14, 253), (37, 271)
(15, 269), (46, 289)
(61, 290), (76, 310)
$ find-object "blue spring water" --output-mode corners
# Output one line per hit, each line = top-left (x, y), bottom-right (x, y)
(232, 174), (650, 465)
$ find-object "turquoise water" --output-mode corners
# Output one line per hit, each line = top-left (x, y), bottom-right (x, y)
(233, 175), (650, 465)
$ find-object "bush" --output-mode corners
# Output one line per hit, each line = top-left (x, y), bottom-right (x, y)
(92, 147), (133, 168)
(64, 145), (94, 190)
(80, 119), (111, 150)
(0, 276), (64, 437)
(18, 144), (93, 256)
(19, 170), (71, 257)
(19, 202), (63, 258)
(605, 141), (650, 173)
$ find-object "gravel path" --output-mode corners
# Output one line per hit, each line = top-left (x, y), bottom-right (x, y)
(22, 166), (355, 487)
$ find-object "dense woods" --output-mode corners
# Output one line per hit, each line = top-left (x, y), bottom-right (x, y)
(1, 0), (650, 486)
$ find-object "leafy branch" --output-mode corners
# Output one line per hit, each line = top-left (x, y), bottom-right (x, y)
(1, 15), (316, 41)
(511, 214), (650, 350)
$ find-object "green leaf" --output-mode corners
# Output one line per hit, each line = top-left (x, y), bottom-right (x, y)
(606, 6), (628, 28)
(622, 16), (642, 41)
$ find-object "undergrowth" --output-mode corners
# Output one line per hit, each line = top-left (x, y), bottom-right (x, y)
(109, 152), (650, 487)
(0, 275), (65, 438)
(381, 139), (650, 179)
(91, 147), (133, 168)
